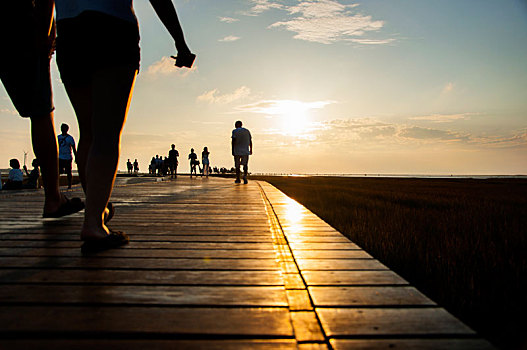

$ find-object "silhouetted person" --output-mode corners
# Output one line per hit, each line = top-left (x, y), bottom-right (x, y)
(202, 147), (210, 177)
(54, 0), (194, 252)
(189, 148), (198, 177)
(133, 159), (139, 174)
(0, 1), (83, 216)
(232, 121), (252, 184)
(126, 159), (133, 174)
(23, 159), (41, 189)
(3, 159), (23, 190)
(150, 157), (156, 175)
(58, 123), (77, 189)
(168, 144), (179, 178)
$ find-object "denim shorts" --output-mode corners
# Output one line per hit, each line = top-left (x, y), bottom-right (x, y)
(56, 11), (140, 87)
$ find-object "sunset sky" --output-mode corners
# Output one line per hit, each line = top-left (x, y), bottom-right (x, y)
(1, 0), (526, 174)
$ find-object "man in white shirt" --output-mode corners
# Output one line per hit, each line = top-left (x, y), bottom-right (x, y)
(58, 123), (77, 189)
(231, 120), (252, 184)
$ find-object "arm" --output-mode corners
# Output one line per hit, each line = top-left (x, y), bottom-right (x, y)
(149, 0), (191, 55)
(71, 139), (78, 161)
(249, 140), (253, 155)
(231, 138), (236, 156)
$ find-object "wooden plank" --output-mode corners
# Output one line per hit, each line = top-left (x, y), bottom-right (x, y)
(302, 271), (408, 286)
(0, 285), (288, 307)
(308, 286), (436, 306)
(0, 306), (294, 336)
(0, 248), (277, 259)
(290, 311), (325, 342)
(0, 257), (279, 270)
(0, 269), (284, 285)
(0, 340), (298, 350)
(293, 250), (372, 259)
(317, 308), (474, 337)
(0, 241), (275, 250)
(330, 339), (495, 350)
(296, 259), (387, 271)
(0, 234), (273, 242)
(289, 243), (361, 250)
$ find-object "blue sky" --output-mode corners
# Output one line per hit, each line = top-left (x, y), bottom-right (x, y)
(1, 0), (526, 174)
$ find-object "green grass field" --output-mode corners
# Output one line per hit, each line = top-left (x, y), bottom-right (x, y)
(253, 176), (527, 350)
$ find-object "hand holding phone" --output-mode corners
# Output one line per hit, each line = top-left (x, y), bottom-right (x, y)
(171, 53), (196, 68)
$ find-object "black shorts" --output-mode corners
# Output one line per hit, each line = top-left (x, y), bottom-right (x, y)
(56, 11), (140, 87)
(59, 159), (73, 175)
(0, 1), (54, 118)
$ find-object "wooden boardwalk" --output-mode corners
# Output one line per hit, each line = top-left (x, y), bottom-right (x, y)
(0, 177), (493, 349)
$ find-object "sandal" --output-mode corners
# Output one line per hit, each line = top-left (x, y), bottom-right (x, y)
(81, 229), (129, 254)
(43, 196), (85, 218)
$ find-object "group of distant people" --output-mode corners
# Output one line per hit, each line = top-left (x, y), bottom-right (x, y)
(1, 0), (194, 253)
(126, 159), (140, 175)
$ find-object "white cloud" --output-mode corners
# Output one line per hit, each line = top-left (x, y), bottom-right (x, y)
(236, 99), (334, 115)
(408, 113), (475, 123)
(244, 0), (284, 16)
(246, 0), (388, 45)
(145, 56), (197, 77)
(197, 86), (251, 104)
(219, 16), (239, 23)
(219, 35), (241, 42)
(350, 38), (395, 45)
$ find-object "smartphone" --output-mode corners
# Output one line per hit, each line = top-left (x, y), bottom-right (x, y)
(171, 53), (196, 68)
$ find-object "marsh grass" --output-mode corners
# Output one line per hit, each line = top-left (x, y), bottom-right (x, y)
(254, 176), (527, 349)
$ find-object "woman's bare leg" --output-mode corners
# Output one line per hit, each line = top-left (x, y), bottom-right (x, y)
(30, 112), (64, 214)
(63, 66), (137, 240)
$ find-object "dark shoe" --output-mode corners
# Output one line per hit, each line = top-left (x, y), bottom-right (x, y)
(104, 202), (115, 224)
(243, 178), (248, 184)
(81, 230), (129, 254)
(234, 179), (241, 184)
(43, 196), (85, 218)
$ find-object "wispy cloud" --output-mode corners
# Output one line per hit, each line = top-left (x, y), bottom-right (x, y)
(241, 0), (390, 45)
(236, 99), (334, 115)
(145, 56), (197, 77)
(399, 126), (469, 142)
(244, 0), (284, 16)
(219, 35), (241, 42)
(219, 16), (239, 23)
(197, 86), (251, 104)
(408, 113), (475, 123)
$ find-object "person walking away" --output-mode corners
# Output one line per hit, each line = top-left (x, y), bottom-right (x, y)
(133, 159), (139, 174)
(54, 0), (194, 252)
(58, 123), (77, 189)
(202, 147), (210, 177)
(0, 1), (83, 215)
(231, 121), (252, 184)
(188, 148), (198, 177)
(168, 144), (179, 178)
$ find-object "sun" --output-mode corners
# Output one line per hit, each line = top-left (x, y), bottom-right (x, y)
(274, 101), (310, 135)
